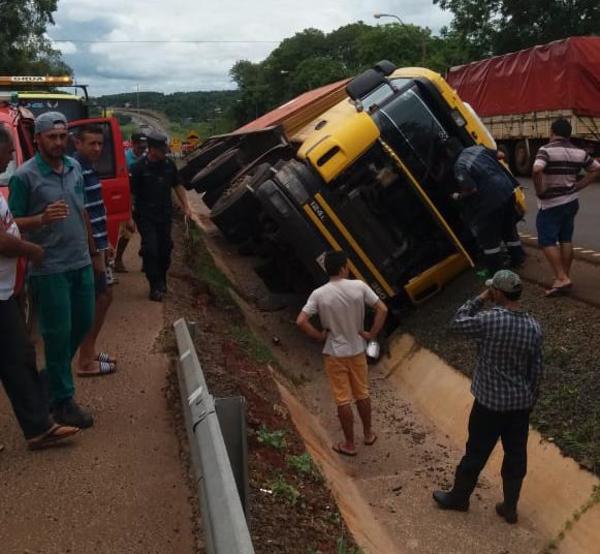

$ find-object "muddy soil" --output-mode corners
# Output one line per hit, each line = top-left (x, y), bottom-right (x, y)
(159, 216), (359, 554)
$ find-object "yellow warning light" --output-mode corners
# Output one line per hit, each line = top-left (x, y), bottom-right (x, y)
(0, 75), (74, 86)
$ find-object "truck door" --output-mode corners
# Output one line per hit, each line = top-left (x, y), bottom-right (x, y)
(68, 117), (130, 247)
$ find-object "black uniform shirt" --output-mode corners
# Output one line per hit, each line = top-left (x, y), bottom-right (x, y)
(130, 156), (179, 221)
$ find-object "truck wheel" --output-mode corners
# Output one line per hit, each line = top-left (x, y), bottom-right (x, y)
(210, 163), (274, 243)
(190, 148), (245, 194)
(513, 140), (532, 176)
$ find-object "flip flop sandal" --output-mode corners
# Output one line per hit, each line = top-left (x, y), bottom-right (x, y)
(95, 352), (117, 364)
(544, 285), (571, 298)
(28, 424), (80, 450)
(364, 434), (378, 446)
(77, 360), (117, 377)
(332, 443), (357, 457)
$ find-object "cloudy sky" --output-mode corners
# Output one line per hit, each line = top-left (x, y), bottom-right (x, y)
(48, 0), (453, 96)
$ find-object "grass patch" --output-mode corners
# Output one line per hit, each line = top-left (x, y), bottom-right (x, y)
(231, 325), (276, 365)
(287, 452), (323, 482)
(185, 225), (232, 305)
(257, 426), (287, 450)
(336, 536), (363, 554)
(269, 475), (300, 506)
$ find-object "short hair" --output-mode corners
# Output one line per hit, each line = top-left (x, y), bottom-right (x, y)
(0, 125), (12, 146)
(324, 250), (348, 276)
(551, 118), (572, 138)
(75, 124), (104, 140)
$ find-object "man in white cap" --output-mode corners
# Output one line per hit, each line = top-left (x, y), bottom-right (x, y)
(432, 270), (543, 524)
(9, 112), (97, 429)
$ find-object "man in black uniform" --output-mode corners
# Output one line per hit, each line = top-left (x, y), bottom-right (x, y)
(129, 131), (192, 301)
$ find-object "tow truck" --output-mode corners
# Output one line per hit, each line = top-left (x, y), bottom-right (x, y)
(181, 61), (508, 310)
(0, 75), (130, 248)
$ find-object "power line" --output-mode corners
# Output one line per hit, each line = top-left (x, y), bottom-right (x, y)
(50, 38), (280, 44)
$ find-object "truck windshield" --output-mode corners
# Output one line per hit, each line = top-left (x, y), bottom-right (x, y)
(376, 85), (449, 181)
(18, 97), (88, 122)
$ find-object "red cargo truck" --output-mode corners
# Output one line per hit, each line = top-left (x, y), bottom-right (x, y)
(447, 37), (600, 175)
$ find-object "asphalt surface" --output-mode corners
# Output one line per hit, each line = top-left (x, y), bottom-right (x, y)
(0, 238), (197, 553)
(518, 178), (600, 251)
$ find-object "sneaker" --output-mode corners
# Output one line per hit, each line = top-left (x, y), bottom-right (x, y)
(52, 399), (94, 429)
(149, 289), (163, 302)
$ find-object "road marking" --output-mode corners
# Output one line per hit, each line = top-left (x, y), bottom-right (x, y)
(580, 250), (595, 254)
(574, 247), (584, 251)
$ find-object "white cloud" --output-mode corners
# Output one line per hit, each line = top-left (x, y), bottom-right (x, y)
(50, 0), (452, 94)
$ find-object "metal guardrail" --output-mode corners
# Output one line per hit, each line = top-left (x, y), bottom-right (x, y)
(173, 318), (254, 554)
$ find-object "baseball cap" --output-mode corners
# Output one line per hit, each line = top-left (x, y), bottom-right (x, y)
(485, 269), (522, 293)
(131, 132), (147, 143)
(34, 112), (68, 134)
(146, 130), (168, 148)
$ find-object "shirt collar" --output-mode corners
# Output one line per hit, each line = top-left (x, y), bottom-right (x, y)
(35, 152), (74, 176)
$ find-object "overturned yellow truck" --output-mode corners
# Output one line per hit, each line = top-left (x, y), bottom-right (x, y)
(181, 61), (499, 309)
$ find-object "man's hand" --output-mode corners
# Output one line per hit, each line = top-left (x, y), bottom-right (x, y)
(126, 218), (136, 233)
(477, 288), (492, 302)
(28, 244), (44, 265)
(92, 253), (104, 273)
(359, 330), (375, 341)
(318, 329), (328, 342)
(41, 200), (69, 225)
(183, 206), (194, 219)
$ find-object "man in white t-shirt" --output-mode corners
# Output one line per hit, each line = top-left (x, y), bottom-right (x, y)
(0, 126), (80, 450)
(296, 250), (388, 456)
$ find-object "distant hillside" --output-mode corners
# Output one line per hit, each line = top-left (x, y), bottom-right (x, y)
(93, 90), (240, 129)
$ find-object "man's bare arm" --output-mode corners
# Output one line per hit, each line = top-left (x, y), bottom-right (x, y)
(175, 185), (193, 217)
(575, 167), (600, 192)
(0, 230), (43, 262)
(296, 311), (327, 342)
(359, 300), (388, 341)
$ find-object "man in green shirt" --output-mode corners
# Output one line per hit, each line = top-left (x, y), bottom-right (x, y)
(9, 112), (96, 429)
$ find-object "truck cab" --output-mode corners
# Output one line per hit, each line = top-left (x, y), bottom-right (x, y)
(190, 62), (496, 309)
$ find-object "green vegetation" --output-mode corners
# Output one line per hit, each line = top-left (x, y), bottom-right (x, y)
(0, 1), (70, 75)
(336, 536), (363, 554)
(269, 475), (300, 506)
(257, 426), (287, 450)
(231, 326), (276, 365)
(287, 452), (322, 482)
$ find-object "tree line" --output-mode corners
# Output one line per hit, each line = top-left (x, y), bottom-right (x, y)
(2, 1), (599, 131)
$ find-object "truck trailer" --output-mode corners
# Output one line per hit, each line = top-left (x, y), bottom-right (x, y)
(182, 61), (510, 312)
(446, 37), (600, 176)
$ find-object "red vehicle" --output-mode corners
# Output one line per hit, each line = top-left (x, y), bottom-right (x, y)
(0, 92), (130, 317)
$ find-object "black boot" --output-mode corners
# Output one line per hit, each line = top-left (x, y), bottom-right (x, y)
(495, 479), (523, 524)
(433, 469), (478, 512)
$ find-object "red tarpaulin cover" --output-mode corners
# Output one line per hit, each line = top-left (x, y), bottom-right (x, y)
(447, 37), (600, 117)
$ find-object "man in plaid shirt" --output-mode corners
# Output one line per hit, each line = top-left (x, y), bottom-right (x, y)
(433, 270), (543, 524)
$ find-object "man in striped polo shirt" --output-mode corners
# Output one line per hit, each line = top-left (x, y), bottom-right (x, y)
(74, 124), (117, 376)
(533, 118), (600, 296)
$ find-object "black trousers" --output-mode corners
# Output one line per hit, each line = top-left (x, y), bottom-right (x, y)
(457, 400), (530, 482)
(0, 297), (51, 439)
(474, 199), (525, 273)
(135, 215), (173, 290)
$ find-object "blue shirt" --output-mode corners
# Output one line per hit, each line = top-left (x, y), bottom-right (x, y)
(8, 153), (91, 276)
(125, 148), (143, 169)
(74, 153), (108, 251)
(454, 146), (515, 226)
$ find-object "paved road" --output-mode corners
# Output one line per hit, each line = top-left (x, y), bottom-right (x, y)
(518, 178), (600, 251)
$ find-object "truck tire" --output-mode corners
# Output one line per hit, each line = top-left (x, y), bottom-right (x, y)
(514, 140), (532, 176)
(210, 163), (274, 243)
(190, 147), (245, 195)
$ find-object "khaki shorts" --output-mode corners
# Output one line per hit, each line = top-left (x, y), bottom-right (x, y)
(118, 220), (134, 240)
(324, 353), (369, 406)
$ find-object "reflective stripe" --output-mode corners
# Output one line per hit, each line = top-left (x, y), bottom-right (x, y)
(483, 247), (502, 254)
(505, 240), (521, 247)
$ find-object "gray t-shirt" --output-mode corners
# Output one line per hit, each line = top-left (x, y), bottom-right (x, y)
(302, 278), (380, 357)
(9, 154), (91, 276)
